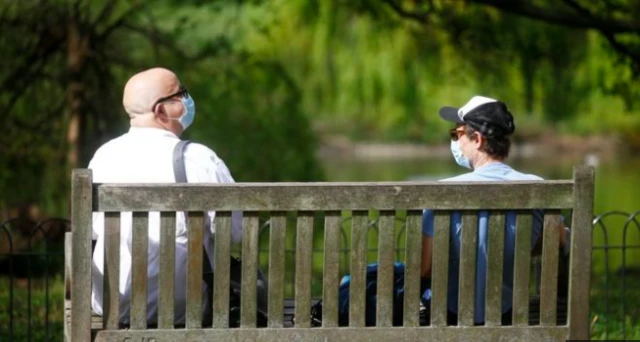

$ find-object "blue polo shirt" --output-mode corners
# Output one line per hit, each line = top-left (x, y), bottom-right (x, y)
(422, 162), (544, 324)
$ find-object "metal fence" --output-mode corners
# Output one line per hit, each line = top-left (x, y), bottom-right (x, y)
(1, 211), (639, 341)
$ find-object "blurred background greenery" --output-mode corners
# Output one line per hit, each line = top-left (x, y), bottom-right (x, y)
(1, 1), (640, 339)
(1, 0), (640, 216)
(2, 0), (640, 217)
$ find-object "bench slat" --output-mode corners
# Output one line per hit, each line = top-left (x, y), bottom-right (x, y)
(458, 212), (478, 326)
(513, 212), (533, 326)
(294, 211), (314, 328)
(349, 210), (368, 327)
(376, 211), (395, 327)
(213, 212), (232, 329)
(322, 211), (342, 327)
(403, 210), (422, 327)
(540, 212), (561, 325)
(94, 182), (575, 212)
(130, 212), (149, 329)
(71, 169), (93, 342)
(103, 212), (120, 330)
(158, 212), (176, 329)
(485, 211), (505, 326)
(241, 212), (259, 328)
(186, 212), (205, 329)
(568, 166), (595, 340)
(430, 211), (450, 327)
(268, 212), (287, 328)
(92, 325), (570, 342)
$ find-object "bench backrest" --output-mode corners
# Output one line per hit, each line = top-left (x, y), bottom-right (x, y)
(69, 166), (594, 342)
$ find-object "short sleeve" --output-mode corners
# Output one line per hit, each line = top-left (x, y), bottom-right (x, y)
(422, 209), (435, 237)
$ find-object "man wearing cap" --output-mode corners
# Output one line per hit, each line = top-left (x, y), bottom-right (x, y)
(420, 96), (567, 325)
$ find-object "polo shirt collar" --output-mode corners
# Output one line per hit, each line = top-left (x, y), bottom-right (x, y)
(128, 126), (179, 139)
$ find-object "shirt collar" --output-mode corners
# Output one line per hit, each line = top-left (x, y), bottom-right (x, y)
(473, 161), (510, 173)
(127, 126), (179, 139)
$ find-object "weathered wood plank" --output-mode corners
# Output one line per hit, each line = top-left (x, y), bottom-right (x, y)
(485, 211), (505, 326)
(294, 212), (314, 328)
(513, 212), (533, 326)
(64, 232), (72, 298)
(213, 212), (232, 329)
(268, 212), (286, 328)
(71, 169), (93, 342)
(322, 211), (341, 327)
(103, 212), (120, 330)
(349, 211), (368, 327)
(94, 326), (570, 342)
(130, 212), (149, 329)
(430, 211), (450, 327)
(568, 166), (595, 340)
(540, 212), (561, 326)
(376, 211), (395, 327)
(241, 212), (259, 328)
(403, 211), (422, 327)
(158, 212), (176, 329)
(94, 182), (574, 212)
(186, 212), (205, 329)
(458, 212), (478, 326)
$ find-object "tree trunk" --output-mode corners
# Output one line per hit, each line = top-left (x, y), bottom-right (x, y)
(66, 18), (89, 170)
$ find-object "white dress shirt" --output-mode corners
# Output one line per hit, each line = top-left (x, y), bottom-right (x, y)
(89, 127), (242, 325)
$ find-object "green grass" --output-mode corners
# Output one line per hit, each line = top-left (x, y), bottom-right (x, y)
(590, 275), (640, 340)
(0, 276), (65, 341)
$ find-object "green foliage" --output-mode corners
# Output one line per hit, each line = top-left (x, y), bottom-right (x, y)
(2, 0), (640, 215)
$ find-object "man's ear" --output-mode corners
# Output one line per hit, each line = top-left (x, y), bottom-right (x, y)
(154, 104), (168, 123)
(472, 132), (484, 149)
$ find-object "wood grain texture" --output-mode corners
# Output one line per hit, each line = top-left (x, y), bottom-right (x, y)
(186, 212), (205, 329)
(71, 169), (93, 342)
(403, 211), (423, 327)
(568, 166), (595, 340)
(513, 213), (533, 326)
(94, 326), (570, 342)
(349, 211), (368, 327)
(376, 211), (395, 327)
(158, 212), (176, 329)
(294, 212), (314, 328)
(485, 212), (505, 326)
(103, 212), (120, 330)
(429, 211), (450, 327)
(130, 212), (149, 329)
(213, 212), (232, 329)
(322, 212), (341, 327)
(540, 212), (561, 326)
(241, 213), (259, 328)
(458, 212), (478, 326)
(268, 212), (287, 328)
(94, 181), (574, 212)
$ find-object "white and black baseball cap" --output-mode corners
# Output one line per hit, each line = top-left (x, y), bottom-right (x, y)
(439, 96), (515, 137)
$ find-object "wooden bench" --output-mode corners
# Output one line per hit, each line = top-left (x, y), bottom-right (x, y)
(65, 166), (594, 341)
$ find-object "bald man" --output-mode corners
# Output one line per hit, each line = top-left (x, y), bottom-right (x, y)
(88, 68), (242, 326)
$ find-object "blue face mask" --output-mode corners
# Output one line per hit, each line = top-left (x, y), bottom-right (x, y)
(177, 95), (196, 130)
(450, 140), (472, 169)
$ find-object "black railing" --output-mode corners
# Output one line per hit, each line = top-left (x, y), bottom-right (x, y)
(1, 211), (639, 341)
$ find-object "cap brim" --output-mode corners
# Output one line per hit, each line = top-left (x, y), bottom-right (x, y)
(439, 106), (463, 123)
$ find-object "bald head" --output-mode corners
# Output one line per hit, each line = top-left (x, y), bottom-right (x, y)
(123, 67), (180, 117)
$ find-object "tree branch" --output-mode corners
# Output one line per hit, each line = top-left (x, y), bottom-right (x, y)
(468, 0), (640, 33)
(382, 0), (432, 24)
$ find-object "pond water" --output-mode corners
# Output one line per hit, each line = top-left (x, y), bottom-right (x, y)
(321, 152), (640, 273)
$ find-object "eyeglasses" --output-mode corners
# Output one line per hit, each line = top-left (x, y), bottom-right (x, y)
(152, 85), (189, 112)
(449, 128), (465, 141)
